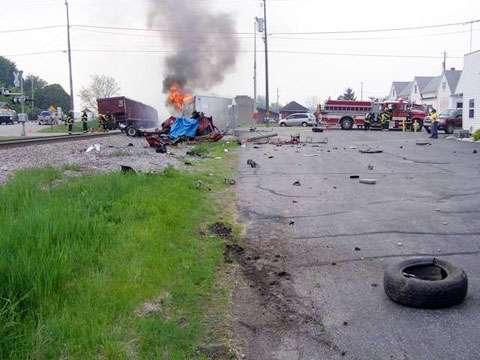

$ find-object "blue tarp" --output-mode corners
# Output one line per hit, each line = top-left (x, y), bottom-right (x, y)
(168, 117), (199, 140)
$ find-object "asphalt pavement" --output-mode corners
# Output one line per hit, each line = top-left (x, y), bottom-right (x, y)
(234, 128), (480, 360)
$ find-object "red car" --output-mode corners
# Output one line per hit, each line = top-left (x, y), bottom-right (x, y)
(424, 108), (462, 134)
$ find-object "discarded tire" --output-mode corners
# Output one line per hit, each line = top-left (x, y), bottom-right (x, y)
(384, 258), (468, 309)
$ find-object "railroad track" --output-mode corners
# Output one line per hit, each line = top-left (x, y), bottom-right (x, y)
(0, 131), (123, 149)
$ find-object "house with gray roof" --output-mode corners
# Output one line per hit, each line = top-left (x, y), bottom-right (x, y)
(387, 69), (463, 111)
(387, 82), (411, 101)
(279, 101), (309, 119)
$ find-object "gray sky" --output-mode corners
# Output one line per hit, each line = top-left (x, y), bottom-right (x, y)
(2, 0), (480, 118)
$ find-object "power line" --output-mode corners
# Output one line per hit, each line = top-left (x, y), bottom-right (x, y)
(72, 24), (252, 35)
(270, 20), (479, 35)
(0, 25), (64, 33)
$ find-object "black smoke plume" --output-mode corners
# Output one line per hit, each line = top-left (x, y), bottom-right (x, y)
(148, 0), (241, 93)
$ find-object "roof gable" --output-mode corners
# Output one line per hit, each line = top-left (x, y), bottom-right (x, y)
(398, 82), (413, 97)
(280, 101), (309, 113)
(414, 76), (436, 93)
(392, 82), (410, 95)
(422, 76), (442, 95)
(443, 70), (462, 94)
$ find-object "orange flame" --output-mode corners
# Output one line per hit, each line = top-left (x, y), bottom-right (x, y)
(167, 83), (193, 111)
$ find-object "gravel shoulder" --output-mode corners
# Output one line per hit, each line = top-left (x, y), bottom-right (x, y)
(0, 135), (188, 184)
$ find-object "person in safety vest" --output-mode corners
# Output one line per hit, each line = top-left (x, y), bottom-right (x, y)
(66, 111), (74, 134)
(430, 109), (439, 139)
(81, 111), (88, 133)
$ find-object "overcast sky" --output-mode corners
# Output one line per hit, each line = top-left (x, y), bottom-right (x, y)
(2, 0), (480, 118)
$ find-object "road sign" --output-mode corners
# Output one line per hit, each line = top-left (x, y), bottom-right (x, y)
(13, 71), (22, 87)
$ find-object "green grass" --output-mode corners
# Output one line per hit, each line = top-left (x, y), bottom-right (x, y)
(111, 150), (128, 157)
(39, 120), (99, 133)
(0, 144), (238, 359)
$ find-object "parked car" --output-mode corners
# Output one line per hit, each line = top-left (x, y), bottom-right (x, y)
(279, 113), (316, 127)
(424, 108), (462, 134)
(37, 111), (57, 125)
(0, 109), (18, 125)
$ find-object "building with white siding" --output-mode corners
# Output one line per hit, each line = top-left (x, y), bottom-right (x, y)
(456, 50), (480, 131)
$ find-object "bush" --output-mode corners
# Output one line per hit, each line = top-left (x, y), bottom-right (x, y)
(473, 129), (480, 141)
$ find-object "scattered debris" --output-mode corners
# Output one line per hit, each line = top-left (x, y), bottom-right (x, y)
(371, 283), (378, 287)
(349, 146), (357, 149)
(302, 154), (319, 157)
(209, 222), (233, 239)
(120, 165), (136, 174)
(444, 222), (448, 225)
(359, 179), (377, 185)
(224, 149), (229, 153)
(350, 175), (360, 179)
(293, 180), (301, 186)
(268, 156), (274, 159)
(359, 148), (383, 154)
(436, 209), (441, 212)
(343, 321), (348, 326)
(397, 242), (403, 247)
(241, 133), (279, 145)
(312, 128), (324, 133)
(86, 144), (101, 153)
(474, 150), (478, 154)
(247, 159), (257, 168)
(128, 143), (134, 147)
(241, 144), (246, 148)
(292, 200), (298, 204)
(354, 247), (361, 251)
(416, 141), (432, 146)
(399, 146), (403, 149)
(196, 180), (203, 188)
(224, 178), (236, 185)
(289, 220), (295, 226)
(184, 161), (193, 166)
(368, 164), (374, 170)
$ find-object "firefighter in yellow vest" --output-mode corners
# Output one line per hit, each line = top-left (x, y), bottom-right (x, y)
(430, 109), (439, 139)
(81, 111), (88, 133)
(103, 113), (111, 132)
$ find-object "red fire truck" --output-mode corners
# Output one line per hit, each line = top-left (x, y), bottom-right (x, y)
(320, 99), (427, 131)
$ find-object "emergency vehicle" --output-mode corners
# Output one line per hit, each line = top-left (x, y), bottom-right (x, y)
(320, 99), (427, 131)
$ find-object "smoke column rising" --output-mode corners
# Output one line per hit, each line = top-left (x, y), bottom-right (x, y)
(148, 0), (241, 93)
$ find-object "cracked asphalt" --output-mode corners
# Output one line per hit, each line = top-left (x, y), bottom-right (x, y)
(234, 128), (480, 360)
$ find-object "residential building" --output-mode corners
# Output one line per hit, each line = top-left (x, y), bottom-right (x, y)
(456, 50), (480, 131)
(387, 69), (462, 111)
(387, 82), (410, 101)
(279, 101), (309, 119)
(0, 102), (13, 110)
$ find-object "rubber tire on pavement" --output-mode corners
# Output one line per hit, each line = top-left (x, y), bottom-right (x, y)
(340, 117), (354, 130)
(446, 122), (454, 134)
(415, 120), (423, 132)
(280, 123), (286, 127)
(302, 122), (308, 127)
(126, 127), (137, 137)
(384, 258), (468, 309)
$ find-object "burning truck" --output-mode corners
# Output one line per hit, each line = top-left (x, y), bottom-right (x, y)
(143, 84), (224, 151)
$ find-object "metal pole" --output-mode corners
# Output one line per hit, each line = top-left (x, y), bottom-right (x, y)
(20, 71), (26, 137)
(263, 0), (270, 128)
(361, 82), (363, 101)
(443, 51), (447, 71)
(65, 0), (75, 131)
(253, 17), (257, 128)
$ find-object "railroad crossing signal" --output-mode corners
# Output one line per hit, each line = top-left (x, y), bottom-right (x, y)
(13, 71), (22, 88)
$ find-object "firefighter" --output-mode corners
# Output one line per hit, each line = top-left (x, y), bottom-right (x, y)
(98, 113), (105, 132)
(381, 105), (392, 131)
(81, 111), (88, 133)
(103, 113), (110, 132)
(66, 111), (74, 134)
(430, 109), (439, 139)
(406, 106), (413, 131)
(364, 112), (372, 131)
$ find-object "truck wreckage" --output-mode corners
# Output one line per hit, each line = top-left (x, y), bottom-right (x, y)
(142, 111), (224, 152)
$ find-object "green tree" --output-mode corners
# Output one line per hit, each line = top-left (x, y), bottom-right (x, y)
(256, 95), (266, 109)
(79, 74), (121, 112)
(338, 88), (357, 101)
(0, 56), (18, 88)
(35, 84), (71, 112)
(24, 75), (48, 99)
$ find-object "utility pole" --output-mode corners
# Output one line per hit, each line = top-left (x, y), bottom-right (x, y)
(443, 51), (447, 71)
(263, 0), (270, 127)
(253, 17), (257, 128)
(361, 82), (364, 101)
(464, 19), (480, 53)
(65, 0), (74, 118)
(20, 71), (26, 137)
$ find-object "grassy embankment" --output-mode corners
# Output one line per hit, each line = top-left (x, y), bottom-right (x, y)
(39, 120), (99, 133)
(0, 141), (239, 359)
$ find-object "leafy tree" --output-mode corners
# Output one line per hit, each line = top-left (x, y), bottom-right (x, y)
(79, 74), (121, 112)
(305, 96), (321, 112)
(35, 84), (71, 112)
(24, 75), (48, 99)
(256, 95), (266, 109)
(270, 102), (283, 112)
(338, 88), (357, 101)
(0, 56), (18, 88)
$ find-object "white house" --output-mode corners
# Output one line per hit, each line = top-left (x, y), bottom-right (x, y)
(387, 82), (410, 101)
(387, 70), (462, 111)
(456, 50), (480, 131)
